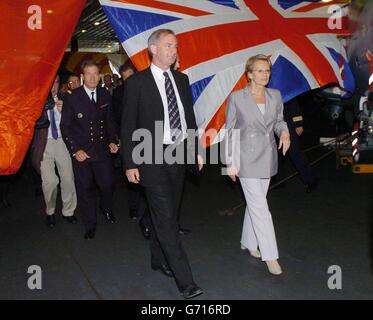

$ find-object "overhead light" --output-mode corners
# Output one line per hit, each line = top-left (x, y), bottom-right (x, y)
(81, 29), (87, 33)
(321, 0), (333, 2)
(47, 9), (53, 14)
(107, 45), (112, 48)
(94, 21), (100, 26)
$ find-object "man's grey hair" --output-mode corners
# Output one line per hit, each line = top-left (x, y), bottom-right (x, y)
(147, 29), (176, 58)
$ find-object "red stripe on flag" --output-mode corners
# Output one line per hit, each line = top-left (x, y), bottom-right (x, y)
(112, 0), (211, 16)
(200, 73), (248, 148)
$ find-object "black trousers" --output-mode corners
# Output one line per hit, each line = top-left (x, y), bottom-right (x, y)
(126, 181), (151, 228)
(73, 158), (114, 229)
(143, 163), (195, 291)
(278, 125), (316, 185)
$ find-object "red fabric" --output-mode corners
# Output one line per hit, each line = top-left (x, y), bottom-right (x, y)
(0, 0), (85, 174)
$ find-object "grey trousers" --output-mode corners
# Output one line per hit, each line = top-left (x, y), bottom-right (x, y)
(40, 138), (77, 216)
(239, 178), (279, 261)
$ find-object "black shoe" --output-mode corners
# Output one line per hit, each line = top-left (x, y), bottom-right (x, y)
(181, 285), (204, 299)
(45, 215), (56, 228)
(306, 178), (319, 193)
(84, 228), (96, 240)
(63, 215), (77, 224)
(129, 209), (138, 220)
(151, 264), (174, 278)
(179, 227), (191, 235)
(103, 211), (116, 223)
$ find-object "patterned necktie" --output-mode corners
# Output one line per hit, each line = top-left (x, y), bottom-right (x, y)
(91, 91), (95, 103)
(163, 71), (182, 142)
(49, 107), (58, 139)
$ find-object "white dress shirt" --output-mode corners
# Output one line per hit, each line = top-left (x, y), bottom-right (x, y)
(150, 64), (187, 144)
(257, 103), (265, 115)
(84, 84), (97, 103)
(47, 95), (62, 139)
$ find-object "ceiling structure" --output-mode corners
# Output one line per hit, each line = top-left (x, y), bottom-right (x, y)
(66, 0), (122, 53)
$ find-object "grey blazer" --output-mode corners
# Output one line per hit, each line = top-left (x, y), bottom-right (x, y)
(225, 86), (288, 179)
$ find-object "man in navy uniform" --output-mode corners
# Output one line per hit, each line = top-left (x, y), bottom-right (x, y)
(61, 60), (119, 239)
(280, 98), (318, 192)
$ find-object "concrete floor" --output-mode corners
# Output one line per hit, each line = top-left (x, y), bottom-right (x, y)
(0, 149), (372, 300)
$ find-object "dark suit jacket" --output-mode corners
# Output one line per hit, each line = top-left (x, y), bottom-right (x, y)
(60, 86), (118, 162)
(284, 99), (303, 129)
(112, 82), (126, 127)
(121, 67), (198, 186)
(30, 93), (63, 175)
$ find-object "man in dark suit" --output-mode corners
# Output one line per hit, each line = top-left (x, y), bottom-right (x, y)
(61, 60), (119, 239)
(113, 61), (151, 239)
(121, 29), (203, 299)
(112, 61), (136, 126)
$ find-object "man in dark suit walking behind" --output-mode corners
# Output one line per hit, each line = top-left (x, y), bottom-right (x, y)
(61, 60), (119, 239)
(121, 29), (203, 299)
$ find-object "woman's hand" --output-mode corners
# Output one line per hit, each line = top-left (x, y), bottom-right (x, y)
(278, 131), (290, 155)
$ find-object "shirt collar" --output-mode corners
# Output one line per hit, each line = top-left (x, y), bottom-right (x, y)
(83, 84), (97, 96)
(151, 63), (171, 81)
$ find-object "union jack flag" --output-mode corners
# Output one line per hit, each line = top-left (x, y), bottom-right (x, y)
(99, 0), (355, 146)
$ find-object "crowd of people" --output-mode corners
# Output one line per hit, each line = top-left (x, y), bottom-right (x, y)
(2, 28), (320, 299)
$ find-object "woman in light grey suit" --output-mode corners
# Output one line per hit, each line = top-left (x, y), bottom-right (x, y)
(225, 54), (290, 275)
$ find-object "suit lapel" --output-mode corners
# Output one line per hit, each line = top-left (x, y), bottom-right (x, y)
(79, 86), (97, 107)
(171, 70), (186, 108)
(96, 87), (101, 106)
(144, 68), (164, 120)
(263, 88), (275, 127)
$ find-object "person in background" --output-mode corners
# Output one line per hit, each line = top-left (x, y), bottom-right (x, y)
(276, 98), (318, 193)
(66, 74), (81, 94)
(103, 74), (114, 95)
(30, 74), (77, 227)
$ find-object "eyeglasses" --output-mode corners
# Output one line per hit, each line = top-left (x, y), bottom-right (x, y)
(252, 69), (271, 74)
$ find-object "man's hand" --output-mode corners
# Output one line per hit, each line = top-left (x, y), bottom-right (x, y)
(295, 126), (304, 136)
(278, 131), (291, 156)
(56, 100), (63, 113)
(109, 143), (119, 153)
(197, 154), (204, 171)
(75, 150), (90, 162)
(126, 168), (140, 184)
(227, 166), (239, 182)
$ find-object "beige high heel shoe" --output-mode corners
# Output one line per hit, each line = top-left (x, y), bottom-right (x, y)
(240, 244), (261, 258)
(265, 260), (283, 275)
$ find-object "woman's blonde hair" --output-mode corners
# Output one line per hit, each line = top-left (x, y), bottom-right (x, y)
(245, 54), (272, 75)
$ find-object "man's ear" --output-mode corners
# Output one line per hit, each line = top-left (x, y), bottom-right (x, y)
(150, 44), (157, 57)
